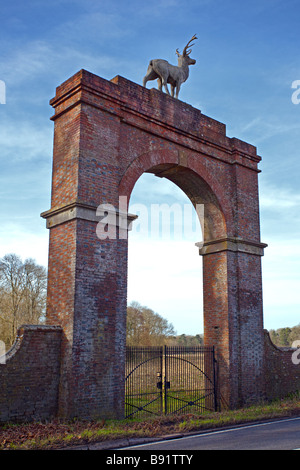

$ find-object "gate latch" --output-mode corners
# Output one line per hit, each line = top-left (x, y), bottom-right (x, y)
(156, 372), (162, 389)
(156, 372), (170, 389)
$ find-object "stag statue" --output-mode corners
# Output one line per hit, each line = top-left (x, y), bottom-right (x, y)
(143, 35), (197, 99)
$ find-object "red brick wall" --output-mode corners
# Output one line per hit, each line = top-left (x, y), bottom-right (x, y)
(0, 326), (62, 422)
(264, 330), (300, 400)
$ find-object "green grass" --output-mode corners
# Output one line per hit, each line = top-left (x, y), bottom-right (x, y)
(0, 393), (299, 450)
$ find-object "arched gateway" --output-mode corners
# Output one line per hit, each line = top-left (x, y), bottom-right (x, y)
(41, 70), (268, 419)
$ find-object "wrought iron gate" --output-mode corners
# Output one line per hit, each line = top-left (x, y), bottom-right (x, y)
(125, 346), (218, 419)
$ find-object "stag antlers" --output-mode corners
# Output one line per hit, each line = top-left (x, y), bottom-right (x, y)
(176, 34), (198, 57)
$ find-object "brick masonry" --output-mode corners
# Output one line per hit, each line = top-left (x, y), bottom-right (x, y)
(0, 326), (62, 422)
(41, 70), (300, 416)
(0, 70), (299, 422)
(41, 69), (269, 417)
(264, 330), (300, 401)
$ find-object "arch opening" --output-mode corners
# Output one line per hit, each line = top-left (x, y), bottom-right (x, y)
(125, 161), (227, 343)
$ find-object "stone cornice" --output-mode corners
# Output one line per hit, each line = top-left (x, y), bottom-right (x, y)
(196, 237), (268, 256)
(41, 201), (137, 230)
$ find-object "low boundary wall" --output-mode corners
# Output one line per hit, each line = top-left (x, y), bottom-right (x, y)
(0, 327), (299, 422)
(0, 325), (62, 422)
(264, 330), (300, 401)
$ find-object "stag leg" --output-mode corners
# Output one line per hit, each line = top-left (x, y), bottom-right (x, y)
(175, 83), (181, 99)
(158, 76), (170, 95)
(170, 84), (175, 97)
(162, 78), (170, 95)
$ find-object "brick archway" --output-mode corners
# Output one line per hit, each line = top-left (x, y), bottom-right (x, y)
(42, 70), (267, 419)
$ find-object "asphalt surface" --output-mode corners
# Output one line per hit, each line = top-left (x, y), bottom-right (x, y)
(117, 417), (300, 450)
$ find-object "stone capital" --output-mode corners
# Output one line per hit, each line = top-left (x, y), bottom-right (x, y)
(196, 237), (268, 256)
(41, 201), (137, 230)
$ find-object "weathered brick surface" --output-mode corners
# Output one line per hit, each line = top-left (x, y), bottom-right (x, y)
(0, 326), (62, 422)
(40, 69), (271, 417)
(264, 331), (300, 400)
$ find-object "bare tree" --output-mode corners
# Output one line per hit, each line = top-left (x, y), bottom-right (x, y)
(126, 301), (176, 346)
(0, 254), (47, 348)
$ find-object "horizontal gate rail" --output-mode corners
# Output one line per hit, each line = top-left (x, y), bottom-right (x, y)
(125, 345), (218, 418)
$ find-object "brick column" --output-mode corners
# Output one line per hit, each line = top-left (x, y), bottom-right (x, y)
(42, 203), (135, 419)
(199, 237), (267, 408)
(41, 71), (136, 419)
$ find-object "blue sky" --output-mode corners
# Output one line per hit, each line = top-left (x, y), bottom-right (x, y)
(1, 0), (300, 335)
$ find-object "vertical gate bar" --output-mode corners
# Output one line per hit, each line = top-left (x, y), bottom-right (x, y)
(208, 347), (211, 410)
(160, 346), (163, 415)
(208, 347), (212, 410)
(178, 346), (180, 414)
(170, 346), (173, 414)
(211, 347), (213, 410)
(125, 347), (127, 417)
(204, 347), (208, 410)
(195, 347), (197, 408)
(137, 347), (139, 416)
(172, 346), (175, 414)
(166, 346), (169, 415)
(200, 347), (202, 410)
(209, 346), (213, 410)
(143, 347), (145, 417)
(187, 347), (190, 409)
(177, 346), (179, 412)
(136, 347), (139, 415)
(200, 348), (205, 409)
(197, 347), (199, 410)
(207, 347), (210, 410)
(164, 345), (167, 415)
(203, 346), (207, 410)
(213, 346), (218, 411)
(130, 347), (132, 417)
(193, 347), (195, 411)
(175, 346), (177, 410)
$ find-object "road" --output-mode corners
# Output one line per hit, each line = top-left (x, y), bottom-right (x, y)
(118, 417), (300, 450)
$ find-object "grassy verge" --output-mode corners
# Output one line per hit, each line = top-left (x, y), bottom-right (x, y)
(1, 394), (300, 450)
